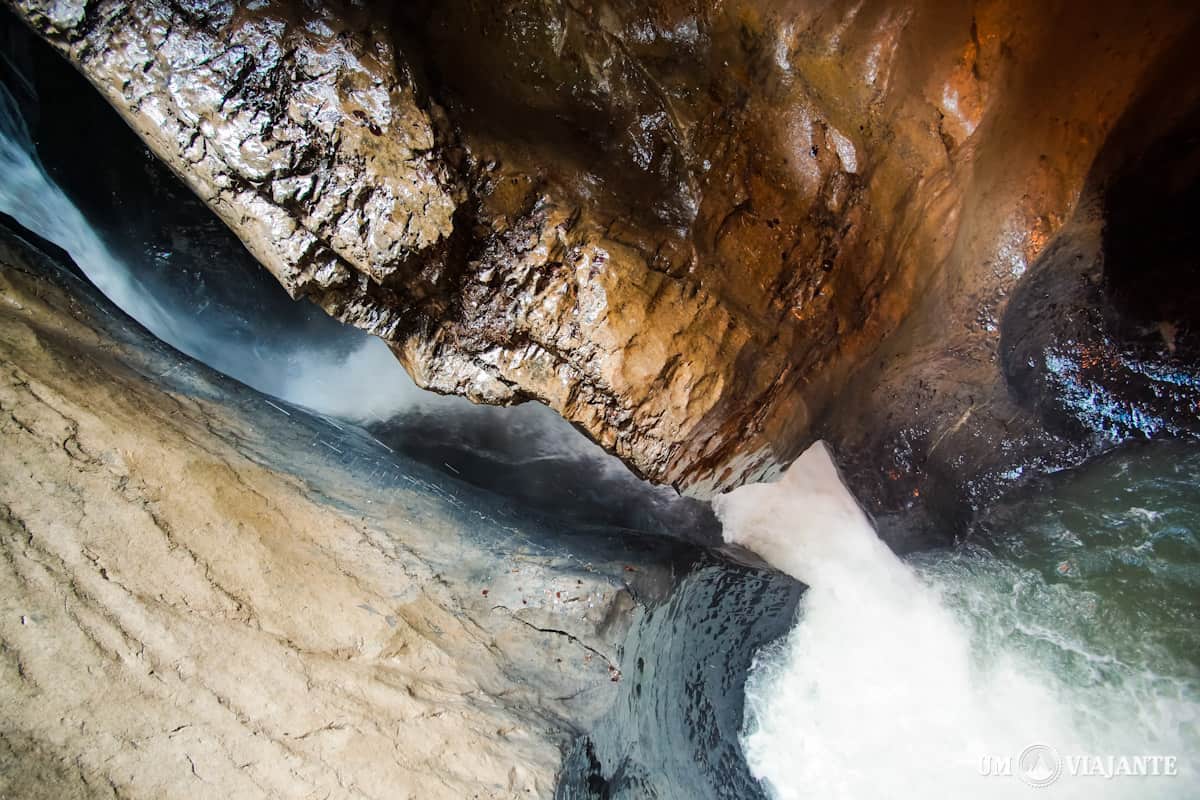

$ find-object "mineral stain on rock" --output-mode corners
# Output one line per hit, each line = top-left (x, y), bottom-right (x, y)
(10, 0), (1200, 522)
(1, 1), (1200, 798)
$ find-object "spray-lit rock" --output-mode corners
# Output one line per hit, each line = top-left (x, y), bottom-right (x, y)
(10, 0), (1200, 514)
(0, 223), (707, 799)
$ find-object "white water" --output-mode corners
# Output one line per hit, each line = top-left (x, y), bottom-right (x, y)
(0, 82), (685, 507)
(716, 442), (1199, 799)
(0, 84), (434, 422)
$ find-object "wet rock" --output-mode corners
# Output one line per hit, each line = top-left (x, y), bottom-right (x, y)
(999, 43), (1200, 473)
(557, 558), (803, 800)
(826, 16), (1200, 538)
(0, 225), (700, 799)
(9, 0), (1200, 514)
(14, 0), (462, 330)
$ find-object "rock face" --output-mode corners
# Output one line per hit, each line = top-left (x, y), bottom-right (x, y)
(0, 227), (693, 799)
(9, 0), (1200, 515)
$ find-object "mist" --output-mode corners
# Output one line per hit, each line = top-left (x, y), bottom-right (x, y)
(0, 80), (441, 423)
(0, 73), (716, 541)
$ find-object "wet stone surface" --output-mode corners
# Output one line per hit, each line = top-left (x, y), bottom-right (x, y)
(0, 217), (797, 798)
(14, 0), (1200, 514)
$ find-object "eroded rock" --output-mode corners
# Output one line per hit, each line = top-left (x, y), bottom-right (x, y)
(9, 0), (1200, 514)
(0, 227), (694, 799)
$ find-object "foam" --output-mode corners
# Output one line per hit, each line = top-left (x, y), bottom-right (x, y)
(715, 442), (1199, 799)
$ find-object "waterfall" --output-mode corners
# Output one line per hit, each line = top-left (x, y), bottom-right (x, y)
(716, 442), (1199, 799)
(0, 81), (432, 421)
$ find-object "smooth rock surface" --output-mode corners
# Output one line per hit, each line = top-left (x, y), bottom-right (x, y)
(0, 226), (693, 799)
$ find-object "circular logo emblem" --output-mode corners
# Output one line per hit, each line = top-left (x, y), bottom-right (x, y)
(1018, 744), (1063, 788)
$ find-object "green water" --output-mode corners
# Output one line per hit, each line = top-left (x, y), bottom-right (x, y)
(734, 440), (1200, 799)
(937, 440), (1200, 680)
(909, 440), (1200, 794)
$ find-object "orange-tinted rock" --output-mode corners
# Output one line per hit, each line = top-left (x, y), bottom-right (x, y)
(12, 0), (1200, 509)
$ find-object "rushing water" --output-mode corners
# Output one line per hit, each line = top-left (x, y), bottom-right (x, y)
(0, 80), (431, 421)
(718, 441), (1200, 799)
(4, 23), (1197, 800)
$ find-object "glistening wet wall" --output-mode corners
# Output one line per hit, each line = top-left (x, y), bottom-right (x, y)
(0, 7), (719, 545)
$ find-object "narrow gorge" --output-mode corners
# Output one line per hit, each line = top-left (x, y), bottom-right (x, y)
(0, 1), (1197, 798)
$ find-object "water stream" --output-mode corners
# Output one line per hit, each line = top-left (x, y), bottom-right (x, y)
(0, 80), (431, 422)
(1, 29), (1197, 800)
(718, 442), (1200, 798)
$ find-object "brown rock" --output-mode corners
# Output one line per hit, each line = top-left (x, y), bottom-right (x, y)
(10, 0), (1200, 512)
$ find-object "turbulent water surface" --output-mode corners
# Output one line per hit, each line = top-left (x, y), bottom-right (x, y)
(719, 442), (1200, 799)
(2, 17), (1197, 800)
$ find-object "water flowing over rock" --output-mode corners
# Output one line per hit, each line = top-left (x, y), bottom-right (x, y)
(9, 0), (1200, 521)
(0, 222), (707, 799)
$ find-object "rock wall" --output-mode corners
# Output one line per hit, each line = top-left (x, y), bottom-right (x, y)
(826, 9), (1200, 533)
(7, 0), (1200, 519)
(0, 226), (693, 798)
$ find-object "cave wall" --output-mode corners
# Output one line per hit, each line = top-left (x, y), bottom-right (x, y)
(7, 0), (1199, 517)
(829, 11), (1200, 533)
(0, 221), (718, 798)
